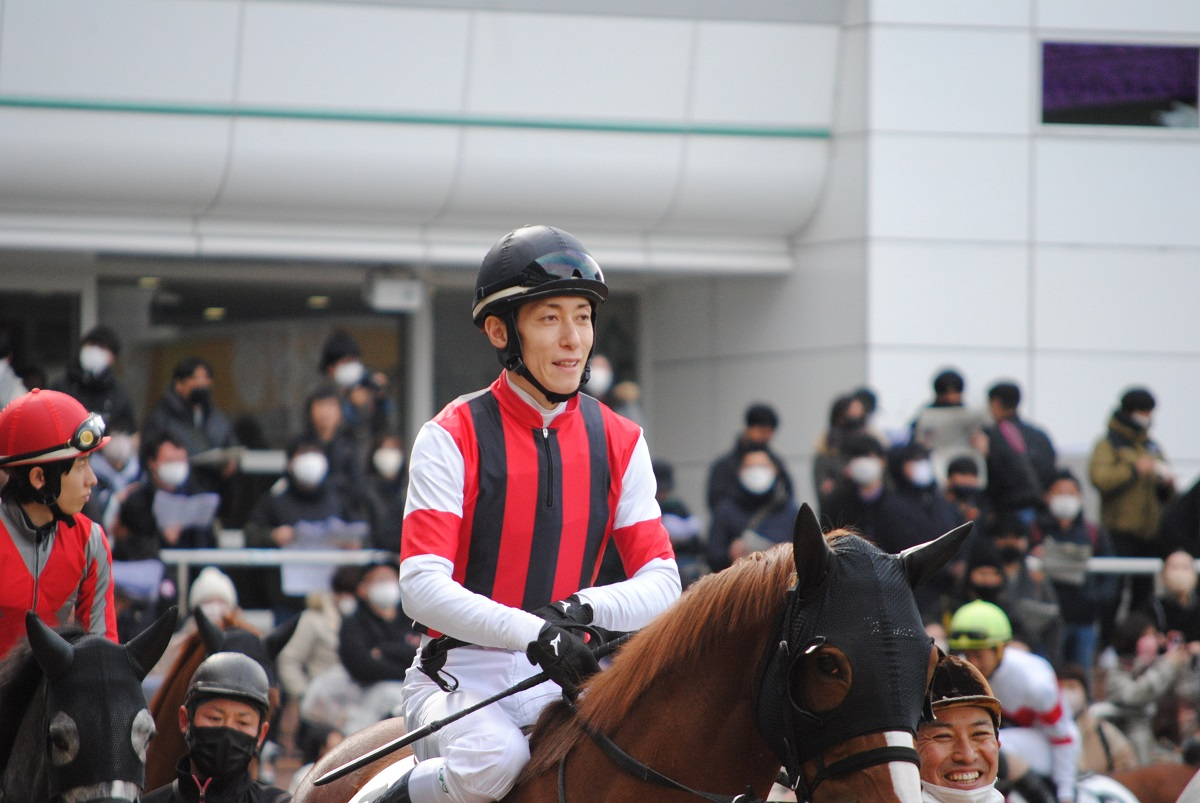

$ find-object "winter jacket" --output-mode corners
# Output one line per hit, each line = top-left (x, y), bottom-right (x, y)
(52, 362), (138, 433)
(338, 602), (418, 686)
(1090, 413), (1171, 541)
(142, 757), (290, 803)
(141, 389), (238, 493)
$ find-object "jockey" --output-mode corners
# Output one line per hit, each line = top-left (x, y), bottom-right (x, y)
(0, 388), (117, 659)
(950, 600), (1080, 803)
(388, 225), (681, 803)
(917, 654), (1003, 803)
(144, 651), (290, 803)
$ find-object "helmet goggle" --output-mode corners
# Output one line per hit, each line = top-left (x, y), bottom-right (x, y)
(947, 628), (1004, 649)
(472, 250), (605, 321)
(0, 412), (107, 467)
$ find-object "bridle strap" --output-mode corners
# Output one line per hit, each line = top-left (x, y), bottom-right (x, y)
(798, 744), (921, 799)
(560, 698), (764, 803)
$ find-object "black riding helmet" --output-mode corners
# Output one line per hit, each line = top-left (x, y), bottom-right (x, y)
(472, 225), (608, 404)
(184, 652), (271, 720)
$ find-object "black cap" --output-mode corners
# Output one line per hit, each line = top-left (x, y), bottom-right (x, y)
(1120, 387), (1155, 413)
(320, 329), (362, 372)
(744, 403), (779, 429)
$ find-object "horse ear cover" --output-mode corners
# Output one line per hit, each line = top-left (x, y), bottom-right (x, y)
(26, 612), (75, 679)
(899, 521), (973, 589)
(126, 606), (179, 680)
(194, 603), (226, 654)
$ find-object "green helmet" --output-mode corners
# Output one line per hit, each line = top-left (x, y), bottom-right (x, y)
(948, 600), (1012, 650)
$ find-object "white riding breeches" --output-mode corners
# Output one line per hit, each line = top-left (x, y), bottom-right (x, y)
(400, 644), (562, 803)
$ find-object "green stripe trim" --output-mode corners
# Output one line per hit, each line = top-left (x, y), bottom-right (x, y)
(0, 95), (829, 139)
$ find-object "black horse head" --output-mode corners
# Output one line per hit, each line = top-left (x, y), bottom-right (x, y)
(192, 605), (300, 687)
(28, 606), (177, 803)
(755, 504), (970, 796)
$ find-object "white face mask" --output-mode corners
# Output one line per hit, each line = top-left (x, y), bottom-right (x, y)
(847, 456), (884, 487)
(366, 581), (401, 611)
(739, 465), (777, 495)
(586, 365), (613, 397)
(920, 781), (1002, 803)
(372, 447), (404, 480)
(333, 360), (365, 388)
(198, 600), (231, 625)
(292, 451), (329, 488)
(1164, 565), (1198, 597)
(79, 344), (113, 374)
(1048, 494), (1082, 521)
(336, 596), (358, 617)
(1062, 688), (1087, 719)
(156, 459), (190, 489)
(908, 459), (936, 487)
(102, 433), (135, 465)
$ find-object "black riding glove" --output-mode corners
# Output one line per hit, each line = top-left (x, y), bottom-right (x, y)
(531, 594), (594, 628)
(526, 623), (600, 698)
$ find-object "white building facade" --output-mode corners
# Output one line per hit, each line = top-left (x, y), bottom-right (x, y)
(1, 0), (1197, 511)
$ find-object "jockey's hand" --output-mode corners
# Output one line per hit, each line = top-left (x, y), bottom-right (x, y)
(526, 624), (600, 698)
(531, 595), (593, 628)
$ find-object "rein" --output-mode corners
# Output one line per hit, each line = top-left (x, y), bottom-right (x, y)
(558, 696), (918, 803)
(558, 697), (763, 803)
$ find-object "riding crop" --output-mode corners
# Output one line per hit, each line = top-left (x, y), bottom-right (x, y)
(314, 632), (632, 786)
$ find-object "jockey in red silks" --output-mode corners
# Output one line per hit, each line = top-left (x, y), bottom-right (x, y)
(0, 389), (117, 659)
(388, 225), (681, 803)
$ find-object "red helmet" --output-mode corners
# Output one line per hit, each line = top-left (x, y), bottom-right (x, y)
(0, 389), (110, 467)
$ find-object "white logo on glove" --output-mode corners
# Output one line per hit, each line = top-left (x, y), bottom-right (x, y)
(550, 632), (562, 657)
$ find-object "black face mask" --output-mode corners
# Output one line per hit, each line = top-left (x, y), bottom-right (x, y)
(972, 584), (1003, 603)
(188, 387), (212, 408)
(996, 545), (1025, 564)
(186, 726), (259, 784)
(839, 416), (865, 431)
(951, 485), (980, 503)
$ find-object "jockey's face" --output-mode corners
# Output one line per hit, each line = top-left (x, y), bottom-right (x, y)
(917, 705), (999, 791)
(488, 295), (594, 409)
(188, 698), (265, 743)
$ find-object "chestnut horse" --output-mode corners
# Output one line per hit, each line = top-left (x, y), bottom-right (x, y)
(144, 606), (299, 789)
(0, 607), (177, 803)
(296, 505), (969, 803)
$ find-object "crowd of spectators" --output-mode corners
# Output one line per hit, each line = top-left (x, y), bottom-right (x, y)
(4, 321), (1199, 789)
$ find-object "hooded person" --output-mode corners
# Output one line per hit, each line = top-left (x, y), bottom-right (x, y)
(917, 654), (1004, 803)
(143, 651), (290, 803)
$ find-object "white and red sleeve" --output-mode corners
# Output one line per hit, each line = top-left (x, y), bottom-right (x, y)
(399, 420), (546, 651)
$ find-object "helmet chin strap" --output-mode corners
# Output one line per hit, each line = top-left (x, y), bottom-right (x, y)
(36, 465), (74, 525)
(497, 308), (594, 405)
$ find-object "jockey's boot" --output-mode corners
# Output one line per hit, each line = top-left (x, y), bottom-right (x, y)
(379, 768), (413, 803)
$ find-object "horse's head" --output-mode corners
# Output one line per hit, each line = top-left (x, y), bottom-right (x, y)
(27, 607), (177, 803)
(193, 604), (300, 690)
(755, 504), (970, 800)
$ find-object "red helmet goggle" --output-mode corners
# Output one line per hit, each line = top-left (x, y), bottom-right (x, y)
(0, 412), (107, 467)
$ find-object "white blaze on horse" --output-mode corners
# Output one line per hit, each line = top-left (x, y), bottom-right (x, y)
(297, 504), (970, 803)
(0, 607), (177, 803)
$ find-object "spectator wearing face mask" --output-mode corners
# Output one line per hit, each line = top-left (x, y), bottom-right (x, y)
(1089, 387), (1175, 612)
(114, 432), (219, 559)
(141, 356), (240, 496)
(1149, 550), (1200, 643)
(318, 329), (392, 443)
(1057, 664), (1138, 774)
(820, 431), (888, 535)
(52, 325), (138, 433)
(302, 383), (368, 517)
(84, 425), (141, 532)
(362, 433), (407, 553)
(812, 392), (874, 511)
(945, 456), (989, 526)
(1031, 468), (1119, 679)
(338, 560), (419, 734)
(706, 445), (798, 572)
(244, 439), (369, 616)
(989, 514), (1061, 663)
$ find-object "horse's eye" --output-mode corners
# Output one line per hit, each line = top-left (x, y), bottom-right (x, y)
(816, 654), (840, 676)
(47, 712), (80, 766)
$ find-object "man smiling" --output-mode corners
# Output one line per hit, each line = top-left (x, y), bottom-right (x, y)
(917, 654), (1003, 803)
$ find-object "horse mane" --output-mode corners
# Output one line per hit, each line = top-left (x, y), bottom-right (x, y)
(522, 536), (846, 780)
(0, 625), (86, 773)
